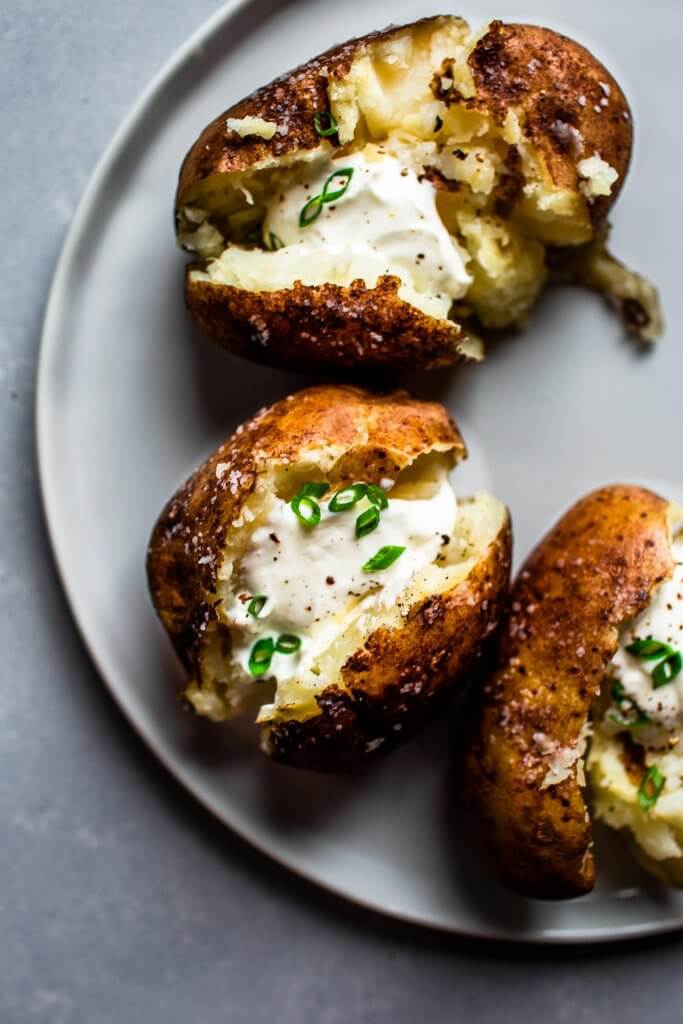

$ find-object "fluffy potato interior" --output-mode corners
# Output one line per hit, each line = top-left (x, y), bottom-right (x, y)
(588, 514), (683, 881)
(184, 450), (506, 730)
(179, 18), (614, 330)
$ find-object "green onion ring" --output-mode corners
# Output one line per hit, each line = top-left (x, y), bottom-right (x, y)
(248, 637), (274, 677)
(355, 505), (380, 539)
(638, 764), (666, 811)
(276, 634), (301, 655)
(313, 111), (338, 137)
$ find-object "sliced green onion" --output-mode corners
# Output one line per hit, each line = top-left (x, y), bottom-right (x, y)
(362, 545), (405, 573)
(638, 765), (666, 812)
(355, 505), (380, 539)
(300, 481), (329, 499)
(321, 167), (354, 202)
(366, 484), (389, 510)
(625, 637), (675, 660)
(329, 483), (367, 513)
(248, 637), (274, 677)
(291, 494), (321, 527)
(607, 710), (650, 730)
(299, 194), (324, 227)
(652, 650), (683, 688)
(313, 111), (338, 137)
(247, 594), (267, 618)
(266, 231), (284, 251)
(608, 678), (651, 727)
(276, 634), (301, 655)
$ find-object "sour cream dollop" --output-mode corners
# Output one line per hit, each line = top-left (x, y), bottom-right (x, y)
(606, 540), (683, 747)
(226, 473), (457, 684)
(262, 148), (472, 316)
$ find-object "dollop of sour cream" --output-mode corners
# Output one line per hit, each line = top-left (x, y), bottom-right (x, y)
(605, 540), (683, 747)
(262, 147), (472, 315)
(226, 473), (457, 684)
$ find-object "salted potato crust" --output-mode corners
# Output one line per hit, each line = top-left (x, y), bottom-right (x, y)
(147, 386), (511, 772)
(465, 486), (675, 899)
(176, 16), (659, 373)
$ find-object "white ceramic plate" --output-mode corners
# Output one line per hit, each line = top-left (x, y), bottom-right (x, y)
(37, 0), (683, 942)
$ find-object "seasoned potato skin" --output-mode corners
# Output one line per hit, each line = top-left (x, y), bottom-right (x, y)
(148, 385), (511, 770)
(177, 16), (632, 371)
(466, 486), (673, 899)
(468, 21), (631, 226)
(185, 274), (474, 372)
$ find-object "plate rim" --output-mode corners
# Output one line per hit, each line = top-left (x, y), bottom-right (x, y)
(35, 0), (683, 945)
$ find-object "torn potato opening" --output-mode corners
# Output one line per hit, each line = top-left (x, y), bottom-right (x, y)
(184, 448), (506, 739)
(178, 18), (629, 334)
(587, 512), (683, 879)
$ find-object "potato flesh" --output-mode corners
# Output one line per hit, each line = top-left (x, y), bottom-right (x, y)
(184, 453), (506, 727)
(183, 19), (605, 331)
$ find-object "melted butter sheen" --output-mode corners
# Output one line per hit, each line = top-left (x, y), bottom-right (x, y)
(262, 148), (472, 310)
(607, 540), (683, 745)
(226, 476), (457, 682)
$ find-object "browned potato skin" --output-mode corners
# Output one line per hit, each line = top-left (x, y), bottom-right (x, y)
(468, 21), (632, 226)
(466, 486), (673, 899)
(177, 17), (631, 371)
(185, 275), (473, 372)
(147, 384), (511, 771)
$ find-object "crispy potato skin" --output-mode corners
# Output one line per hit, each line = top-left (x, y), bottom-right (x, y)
(185, 274), (472, 372)
(268, 520), (511, 770)
(468, 21), (631, 226)
(466, 486), (673, 899)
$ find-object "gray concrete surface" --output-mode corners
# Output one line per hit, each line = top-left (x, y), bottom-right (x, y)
(2, 2), (683, 1022)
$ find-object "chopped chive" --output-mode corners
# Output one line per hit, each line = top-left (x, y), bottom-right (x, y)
(248, 637), (274, 677)
(366, 484), (389, 510)
(638, 765), (665, 812)
(434, 114), (443, 132)
(300, 481), (329, 500)
(355, 505), (380, 539)
(247, 594), (267, 618)
(276, 634), (301, 655)
(313, 111), (338, 137)
(299, 194), (324, 227)
(625, 637), (675, 660)
(652, 650), (683, 688)
(362, 545), (405, 572)
(329, 483), (367, 513)
(266, 231), (284, 251)
(321, 167), (354, 202)
(290, 494), (321, 527)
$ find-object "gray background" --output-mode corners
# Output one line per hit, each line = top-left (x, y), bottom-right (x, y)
(3, 2), (682, 1021)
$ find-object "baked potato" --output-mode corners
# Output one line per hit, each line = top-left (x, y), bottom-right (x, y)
(176, 16), (661, 373)
(466, 485), (683, 899)
(147, 385), (510, 771)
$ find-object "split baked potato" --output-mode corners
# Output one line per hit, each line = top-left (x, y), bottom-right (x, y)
(176, 16), (660, 373)
(147, 385), (510, 771)
(466, 485), (683, 898)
